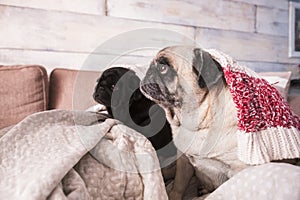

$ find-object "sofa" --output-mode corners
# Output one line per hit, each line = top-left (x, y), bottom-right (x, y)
(0, 65), (101, 129)
(1, 65), (300, 199)
(1, 65), (299, 130)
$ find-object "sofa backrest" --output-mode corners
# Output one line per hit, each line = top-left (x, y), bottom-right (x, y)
(0, 65), (102, 129)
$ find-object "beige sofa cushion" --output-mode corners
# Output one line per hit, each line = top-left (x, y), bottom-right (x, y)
(49, 68), (101, 110)
(258, 71), (292, 100)
(288, 95), (300, 117)
(0, 65), (48, 129)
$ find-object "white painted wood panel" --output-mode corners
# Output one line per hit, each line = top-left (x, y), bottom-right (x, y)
(0, 5), (194, 56)
(107, 0), (255, 32)
(0, 0), (296, 79)
(231, 0), (288, 10)
(2, 48), (298, 79)
(0, 0), (105, 15)
(195, 28), (300, 64)
(0, 49), (153, 73)
(256, 6), (288, 36)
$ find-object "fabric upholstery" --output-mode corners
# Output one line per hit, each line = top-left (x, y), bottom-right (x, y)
(49, 68), (101, 110)
(257, 71), (292, 100)
(289, 95), (300, 116)
(0, 65), (48, 129)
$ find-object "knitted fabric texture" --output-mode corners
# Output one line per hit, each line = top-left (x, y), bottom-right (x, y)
(207, 49), (300, 165)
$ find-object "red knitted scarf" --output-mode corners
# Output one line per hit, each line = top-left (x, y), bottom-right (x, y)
(223, 66), (300, 133)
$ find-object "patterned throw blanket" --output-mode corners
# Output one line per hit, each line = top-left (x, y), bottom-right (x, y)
(0, 110), (167, 200)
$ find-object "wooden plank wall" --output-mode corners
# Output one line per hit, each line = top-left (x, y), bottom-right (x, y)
(0, 0), (299, 78)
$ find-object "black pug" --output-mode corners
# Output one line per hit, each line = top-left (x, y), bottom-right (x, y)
(93, 67), (177, 178)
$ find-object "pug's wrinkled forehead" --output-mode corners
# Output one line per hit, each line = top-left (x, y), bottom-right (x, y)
(154, 46), (196, 74)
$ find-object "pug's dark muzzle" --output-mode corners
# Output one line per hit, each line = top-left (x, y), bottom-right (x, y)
(141, 64), (181, 108)
(140, 80), (165, 101)
(140, 67), (171, 103)
(93, 87), (111, 106)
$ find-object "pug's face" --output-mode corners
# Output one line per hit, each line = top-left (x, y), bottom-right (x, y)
(140, 46), (224, 110)
(93, 67), (141, 109)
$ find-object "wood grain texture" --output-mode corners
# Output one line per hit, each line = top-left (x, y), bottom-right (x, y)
(0, 0), (105, 15)
(0, 5), (194, 55)
(107, 0), (256, 32)
(256, 6), (288, 36)
(0, 0), (297, 79)
(0, 49), (153, 74)
(231, 0), (288, 10)
(2, 49), (298, 79)
(195, 27), (300, 64)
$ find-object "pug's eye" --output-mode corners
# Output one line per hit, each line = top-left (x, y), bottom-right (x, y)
(157, 64), (168, 74)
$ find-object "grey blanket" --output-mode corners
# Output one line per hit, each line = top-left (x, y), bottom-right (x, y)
(0, 110), (167, 200)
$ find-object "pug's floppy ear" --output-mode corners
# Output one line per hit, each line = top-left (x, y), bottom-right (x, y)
(192, 48), (224, 88)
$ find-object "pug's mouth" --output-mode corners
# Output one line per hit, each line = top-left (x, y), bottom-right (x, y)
(140, 81), (181, 108)
(93, 91), (111, 107)
(140, 82), (163, 100)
